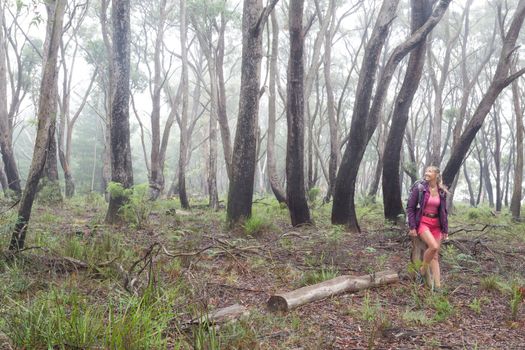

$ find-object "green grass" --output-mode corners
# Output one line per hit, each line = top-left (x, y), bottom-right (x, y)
(299, 267), (339, 287)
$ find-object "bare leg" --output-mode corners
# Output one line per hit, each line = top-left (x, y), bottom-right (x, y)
(418, 230), (439, 276)
(430, 254), (441, 288)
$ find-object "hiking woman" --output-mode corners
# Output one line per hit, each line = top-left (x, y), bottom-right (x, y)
(406, 166), (449, 289)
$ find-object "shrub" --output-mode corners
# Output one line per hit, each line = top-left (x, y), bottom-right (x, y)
(243, 214), (272, 236)
(107, 182), (153, 228)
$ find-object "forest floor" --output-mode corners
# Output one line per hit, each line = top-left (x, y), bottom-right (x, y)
(0, 193), (524, 349)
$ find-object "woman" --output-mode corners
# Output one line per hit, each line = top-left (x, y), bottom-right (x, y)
(406, 166), (449, 290)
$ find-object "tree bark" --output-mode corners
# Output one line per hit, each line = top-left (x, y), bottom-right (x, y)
(442, 0), (525, 187)
(266, 12), (286, 204)
(227, 0), (276, 225)
(332, 0), (400, 229)
(382, 0), (431, 221)
(178, 0), (190, 209)
(149, 0), (168, 200)
(106, 0), (134, 224)
(463, 163), (475, 206)
(0, 5), (21, 196)
(510, 70), (523, 219)
(41, 1), (62, 203)
(9, 0), (65, 250)
(286, 0), (311, 226)
(332, 0), (451, 230)
(216, 12), (233, 182)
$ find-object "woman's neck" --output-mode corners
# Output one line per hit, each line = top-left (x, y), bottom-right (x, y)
(428, 181), (438, 189)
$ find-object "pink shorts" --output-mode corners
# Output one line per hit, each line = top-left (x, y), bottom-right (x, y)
(418, 216), (442, 241)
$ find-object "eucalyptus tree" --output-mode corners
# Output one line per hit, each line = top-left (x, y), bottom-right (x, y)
(382, 0), (432, 221)
(0, 2), (21, 195)
(442, 0), (525, 187)
(132, 0), (176, 200)
(332, 0), (451, 231)
(105, 0), (133, 223)
(285, 0), (310, 226)
(266, 11), (286, 204)
(56, 0), (96, 198)
(10, 0), (66, 250)
(226, 0), (278, 225)
(510, 73), (523, 219)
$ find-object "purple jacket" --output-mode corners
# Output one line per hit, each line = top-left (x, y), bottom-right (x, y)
(406, 181), (448, 234)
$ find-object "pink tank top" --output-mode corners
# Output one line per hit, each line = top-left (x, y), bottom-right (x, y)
(424, 194), (440, 214)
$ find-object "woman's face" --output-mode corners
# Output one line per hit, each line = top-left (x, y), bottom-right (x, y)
(424, 167), (438, 182)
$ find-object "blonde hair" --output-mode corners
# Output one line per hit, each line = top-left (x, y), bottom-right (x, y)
(426, 165), (449, 194)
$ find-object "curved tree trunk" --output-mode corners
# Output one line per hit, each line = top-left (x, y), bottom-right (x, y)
(10, 0), (65, 250)
(442, 0), (525, 187)
(382, 0), (431, 221)
(286, 0), (311, 226)
(332, 0), (450, 230)
(106, 0), (134, 224)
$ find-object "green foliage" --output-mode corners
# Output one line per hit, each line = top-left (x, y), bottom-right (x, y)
(427, 294), (454, 322)
(2, 283), (180, 350)
(402, 310), (432, 326)
(480, 275), (504, 292)
(468, 297), (488, 315)
(3, 289), (105, 349)
(307, 187), (321, 203)
(327, 225), (345, 243)
(509, 284), (523, 321)
(299, 267), (339, 287)
(105, 286), (176, 349)
(37, 180), (63, 205)
(192, 310), (221, 350)
(243, 214), (272, 236)
(107, 182), (153, 228)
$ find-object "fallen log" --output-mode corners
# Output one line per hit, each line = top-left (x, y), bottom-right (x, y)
(189, 303), (250, 326)
(267, 270), (399, 312)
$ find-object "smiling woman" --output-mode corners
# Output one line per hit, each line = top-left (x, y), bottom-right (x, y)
(406, 166), (449, 290)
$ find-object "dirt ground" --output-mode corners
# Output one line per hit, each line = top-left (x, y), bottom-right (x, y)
(1, 198), (525, 349)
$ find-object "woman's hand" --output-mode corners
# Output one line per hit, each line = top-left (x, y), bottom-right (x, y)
(442, 233), (448, 240)
(409, 229), (417, 237)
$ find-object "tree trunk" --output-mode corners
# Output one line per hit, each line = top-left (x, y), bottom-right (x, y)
(324, 2), (339, 202)
(332, 0), (400, 230)
(216, 13), (233, 182)
(100, 0), (114, 198)
(480, 134), (494, 207)
(382, 0), (431, 221)
(332, 0), (451, 230)
(492, 107), (502, 211)
(178, 0), (190, 209)
(463, 163), (476, 206)
(227, 0), (275, 225)
(286, 0), (311, 226)
(207, 51), (219, 210)
(442, 0), (525, 187)
(510, 68), (523, 219)
(105, 0), (133, 224)
(0, 6), (21, 196)
(41, 1), (62, 203)
(9, 0), (65, 250)
(149, 0), (168, 200)
(266, 11), (286, 204)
